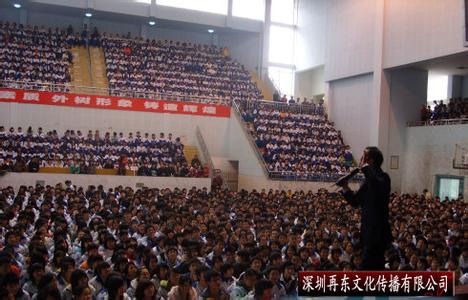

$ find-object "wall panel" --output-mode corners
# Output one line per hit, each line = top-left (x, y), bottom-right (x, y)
(328, 74), (374, 156)
(402, 125), (468, 200)
(324, 0), (376, 81)
(384, 0), (468, 68)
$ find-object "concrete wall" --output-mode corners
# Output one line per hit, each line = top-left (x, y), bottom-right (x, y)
(27, 10), (84, 30)
(238, 174), (359, 192)
(322, 0), (468, 78)
(294, 66), (325, 99)
(0, 172), (211, 191)
(328, 74), (374, 157)
(218, 31), (262, 72)
(324, 0), (468, 197)
(0, 102), (230, 157)
(226, 111), (266, 177)
(449, 75), (464, 99)
(324, 0), (376, 81)
(0, 7), (20, 23)
(383, 0), (468, 68)
(295, 0), (326, 71)
(386, 68), (428, 192)
(463, 75), (468, 98)
(401, 125), (468, 200)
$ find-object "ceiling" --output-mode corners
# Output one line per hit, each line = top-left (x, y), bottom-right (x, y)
(0, 0), (251, 35)
(407, 51), (468, 76)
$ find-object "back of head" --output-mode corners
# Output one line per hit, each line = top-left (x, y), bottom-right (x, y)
(37, 283), (61, 300)
(105, 272), (125, 300)
(254, 279), (274, 297)
(135, 279), (156, 300)
(365, 146), (383, 167)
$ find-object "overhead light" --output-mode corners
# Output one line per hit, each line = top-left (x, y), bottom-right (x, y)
(148, 20), (156, 26)
(13, 3), (21, 9)
(85, 12), (93, 18)
(208, 29), (214, 33)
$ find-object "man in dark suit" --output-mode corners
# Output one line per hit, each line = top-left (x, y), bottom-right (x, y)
(339, 146), (392, 270)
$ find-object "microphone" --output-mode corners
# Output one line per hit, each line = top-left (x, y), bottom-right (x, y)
(334, 168), (360, 187)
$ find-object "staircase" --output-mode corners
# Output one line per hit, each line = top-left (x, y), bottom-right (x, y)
(249, 70), (274, 100)
(183, 145), (200, 164)
(70, 47), (92, 93)
(69, 46), (109, 95)
(89, 47), (109, 95)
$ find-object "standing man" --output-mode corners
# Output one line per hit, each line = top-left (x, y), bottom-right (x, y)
(338, 146), (392, 270)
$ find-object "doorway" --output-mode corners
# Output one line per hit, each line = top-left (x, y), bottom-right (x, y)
(435, 175), (464, 200)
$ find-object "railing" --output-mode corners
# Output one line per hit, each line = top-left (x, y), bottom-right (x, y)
(86, 44), (94, 84)
(195, 126), (229, 190)
(0, 80), (230, 105)
(195, 126), (215, 176)
(241, 98), (326, 116)
(232, 100), (271, 178)
(407, 118), (468, 127)
(0, 80), (329, 111)
(269, 171), (362, 183)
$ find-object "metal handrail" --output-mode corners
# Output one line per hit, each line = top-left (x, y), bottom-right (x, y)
(269, 171), (362, 182)
(86, 44), (94, 85)
(195, 126), (229, 189)
(242, 98), (326, 115)
(407, 118), (468, 127)
(0, 80), (327, 110)
(195, 126), (215, 175)
(232, 100), (271, 178)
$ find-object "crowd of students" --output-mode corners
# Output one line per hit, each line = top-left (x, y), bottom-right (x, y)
(0, 183), (466, 300)
(421, 98), (468, 122)
(0, 22), (72, 86)
(0, 126), (206, 178)
(0, 22), (261, 105)
(240, 101), (354, 180)
(272, 92), (324, 108)
(100, 34), (261, 104)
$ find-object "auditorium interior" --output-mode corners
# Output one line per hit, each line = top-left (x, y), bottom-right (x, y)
(0, 0), (467, 299)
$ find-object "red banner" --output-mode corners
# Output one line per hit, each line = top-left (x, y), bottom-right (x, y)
(298, 271), (454, 297)
(0, 89), (231, 118)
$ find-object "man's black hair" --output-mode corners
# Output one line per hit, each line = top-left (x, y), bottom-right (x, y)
(204, 270), (221, 282)
(254, 279), (274, 297)
(365, 146), (383, 167)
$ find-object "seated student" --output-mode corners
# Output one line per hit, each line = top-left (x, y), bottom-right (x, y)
(27, 158), (40, 173)
(200, 271), (229, 300)
(134, 279), (157, 300)
(166, 274), (198, 300)
(230, 269), (258, 299)
(1, 272), (30, 300)
(264, 267), (286, 300)
(62, 269), (95, 300)
(72, 285), (93, 300)
(252, 279), (274, 300)
(22, 263), (45, 296)
(97, 273), (131, 300)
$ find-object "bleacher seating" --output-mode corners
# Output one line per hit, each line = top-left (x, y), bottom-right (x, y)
(0, 22), (72, 86)
(239, 101), (355, 181)
(0, 126), (206, 177)
(0, 22), (357, 182)
(100, 34), (262, 104)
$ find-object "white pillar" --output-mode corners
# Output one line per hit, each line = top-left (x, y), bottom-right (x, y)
(261, 0), (272, 81)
